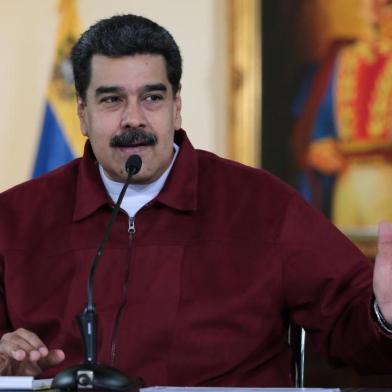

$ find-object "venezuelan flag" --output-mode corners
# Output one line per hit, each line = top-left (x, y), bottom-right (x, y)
(33, 0), (86, 177)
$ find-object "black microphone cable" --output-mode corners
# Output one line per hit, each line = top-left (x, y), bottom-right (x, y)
(79, 154), (142, 364)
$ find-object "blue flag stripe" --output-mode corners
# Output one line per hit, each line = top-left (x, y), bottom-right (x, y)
(32, 103), (75, 178)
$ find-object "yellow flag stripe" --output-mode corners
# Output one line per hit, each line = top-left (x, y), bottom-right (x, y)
(47, 0), (85, 156)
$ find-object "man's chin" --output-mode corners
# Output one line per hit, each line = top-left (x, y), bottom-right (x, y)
(128, 172), (154, 185)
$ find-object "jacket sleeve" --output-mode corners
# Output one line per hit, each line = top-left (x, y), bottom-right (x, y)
(0, 254), (11, 337)
(280, 192), (392, 373)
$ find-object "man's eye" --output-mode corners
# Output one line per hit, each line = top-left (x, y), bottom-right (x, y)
(100, 96), (121, 103)
(145, 94), (163, 102)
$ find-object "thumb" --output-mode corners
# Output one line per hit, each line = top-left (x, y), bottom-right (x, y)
(374, 221), (392, 307)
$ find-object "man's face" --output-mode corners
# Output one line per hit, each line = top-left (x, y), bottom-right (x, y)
(77, 54), (182, 183)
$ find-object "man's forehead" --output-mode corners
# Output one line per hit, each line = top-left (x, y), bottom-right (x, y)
(90, 53), (167, 72)
(88, 53), (171, 93)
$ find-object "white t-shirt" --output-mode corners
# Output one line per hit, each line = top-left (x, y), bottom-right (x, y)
(99, 144), (179, 217)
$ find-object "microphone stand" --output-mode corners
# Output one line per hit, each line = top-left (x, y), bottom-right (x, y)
(52, 156), (144, 391)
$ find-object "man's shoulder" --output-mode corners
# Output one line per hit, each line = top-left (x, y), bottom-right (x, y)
(0, 158), (82, 206)
(195, 148), (295, 197)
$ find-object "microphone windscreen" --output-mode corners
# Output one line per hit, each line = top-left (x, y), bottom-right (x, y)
(125, 155), (142, 175)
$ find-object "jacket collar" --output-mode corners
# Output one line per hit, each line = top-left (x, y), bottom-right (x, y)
(155, 129), (198, 212)
(73, 129), (198, 222)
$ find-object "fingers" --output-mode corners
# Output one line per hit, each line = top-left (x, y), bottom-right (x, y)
(374, 222), (392, 320)
(0, 328), (47, 362)
(0, 329), (64, 376)
(38, 349), (65, 369)
(0, 353), (12, 375)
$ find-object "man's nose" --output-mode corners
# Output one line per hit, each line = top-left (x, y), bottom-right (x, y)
(121, 100), (145, 128)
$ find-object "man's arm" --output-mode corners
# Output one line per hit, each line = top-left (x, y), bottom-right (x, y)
(0, 261), (64, 376)
(280, 191), (392, 373)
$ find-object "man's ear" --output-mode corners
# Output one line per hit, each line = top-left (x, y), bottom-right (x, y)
(77, 96), (89, 137)
(174, 88), (182, 130)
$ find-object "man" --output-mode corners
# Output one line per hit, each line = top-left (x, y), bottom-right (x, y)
(0, 14), (392, 387)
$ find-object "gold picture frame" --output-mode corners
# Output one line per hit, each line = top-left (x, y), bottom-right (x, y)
(228, 0), (262, 168)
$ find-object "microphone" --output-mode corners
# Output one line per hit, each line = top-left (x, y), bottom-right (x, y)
(52, 155), (144, 391)
(126, 155), (142, 176)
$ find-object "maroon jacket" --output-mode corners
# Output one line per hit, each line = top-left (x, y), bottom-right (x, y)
(0, 130), (391, 386)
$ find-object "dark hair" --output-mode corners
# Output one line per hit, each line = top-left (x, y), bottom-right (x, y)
(71, 14), (182, 100)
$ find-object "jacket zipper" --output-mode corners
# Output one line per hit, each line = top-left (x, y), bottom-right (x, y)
(128, 216), (136, 235)
(110, 215), (135, 365)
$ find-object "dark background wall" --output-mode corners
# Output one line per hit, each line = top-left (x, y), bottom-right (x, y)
(262, 1), (309, 186)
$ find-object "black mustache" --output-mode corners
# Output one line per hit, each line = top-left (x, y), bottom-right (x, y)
(110, 129), (157, 147)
